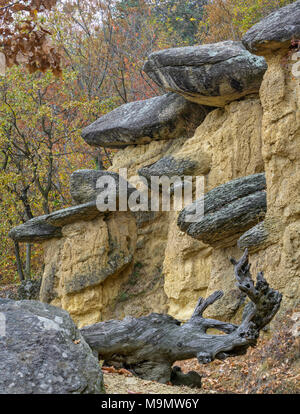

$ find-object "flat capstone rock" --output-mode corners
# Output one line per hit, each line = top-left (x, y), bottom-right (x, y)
(8, 203), (102, 243)
(70, 169), (137, 205)
(0, 299), (104, 394)
(143, 41), (267, 107)
(242, 1), (300, 55)
(45, 202), (100, 227)
(177, 173), (267, 247)
(8, 215), (62, 243)
(81, 93), (210, 148)
(237, 221), (269, 252)
(138, 155), (199, 182)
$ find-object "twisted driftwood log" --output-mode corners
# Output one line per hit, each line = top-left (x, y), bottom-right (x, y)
(80, 249), (282, 385)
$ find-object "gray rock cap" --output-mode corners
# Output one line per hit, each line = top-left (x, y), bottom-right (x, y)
(177, 173), (267, 247)
(143, 41), (267, 107)
(237, 221), (269, 252)
(70, 169), (137, 205)
(242, 1), (300, 55)
(81, 93), (210, 148)
(8, 215), (62, 243)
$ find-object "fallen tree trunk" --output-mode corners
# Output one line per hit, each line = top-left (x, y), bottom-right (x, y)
(80, 249), (282, 384)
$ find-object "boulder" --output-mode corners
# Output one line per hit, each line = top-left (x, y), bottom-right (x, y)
(70, 169), (137, 205)
(81, 93), (209, 148)
(242, 1), (300, 55)
(143, 41), (267, 107)
(177, 173), (267, 247)
(237, 221), (269, 252)
(0, 298), (104, 394)
(8, 216), (62, 243)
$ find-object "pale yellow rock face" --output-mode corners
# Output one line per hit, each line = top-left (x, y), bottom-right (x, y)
(109, 138), (187, 178)
(100, 211), (170, 321)
(247, 53), (300, 316)
(106, 97), (264, 323)
(40, 212), (137, 328)
(162, 211), (212, 321)
(162, 97), (264, 321)
(176, 96), (264, 191)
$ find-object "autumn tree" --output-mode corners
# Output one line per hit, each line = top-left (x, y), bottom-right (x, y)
(0, 65), (101, 281)
(197, 0), (297, 44)
(0, 0), (61, 75)
(150, 0), (208, 46)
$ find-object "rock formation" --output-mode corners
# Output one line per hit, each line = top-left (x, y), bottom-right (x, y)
(242, 0), (300, 55)
(0, 298), (104, 393)
(143, 41), (267, 107)
(81, 92), (210, 148)
(177, 173), (267, 247)
(8, 2), (300, 328)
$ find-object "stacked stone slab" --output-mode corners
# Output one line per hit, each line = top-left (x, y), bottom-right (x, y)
(177, 173), (267, 248)
(8, 3), (300, 328)
(143, 41), (267, 107)
(81, 93), (211, 148)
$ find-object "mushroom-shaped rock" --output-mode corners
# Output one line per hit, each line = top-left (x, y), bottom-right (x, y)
(9, 170), (140, 242)
(177, 173), (267, 247)
(70, 169), (137, 205)
(143, 41), (267, 107)
(138, 154), (210, 183)
(0, 299), (104, 394)
(81, 93), (210, 148)
(237, 221), (269, 253)
(242, 1), (300, 55)
(8, 204), (100, 243)
(8, 215), (62, 243)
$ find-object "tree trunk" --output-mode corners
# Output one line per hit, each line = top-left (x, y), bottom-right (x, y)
(25, 243), (31, 279)
(13, 241), (25, 282)
(80, 249), (282, 384)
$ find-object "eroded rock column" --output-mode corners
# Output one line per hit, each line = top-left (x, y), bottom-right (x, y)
(242, 1), (300, 313)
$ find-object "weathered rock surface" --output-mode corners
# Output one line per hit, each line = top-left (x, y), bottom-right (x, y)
(237, 221), (269, 252)
(45, 202), (100, 227)
(107, 98), (264, 322)
(177, 174), (267, 247)
(138, 154), (210, 182)
(81, 93), (209, 148)
(0, 298), (104, 394)
(17, 278), (42, 300)
(246, 12), (300, 315)
(242, 1), (300, 55)
(143, 41), (267, 107)
(9, 203), (101, 243)
(8, 216), (62, 243)
(70, 169), (137, 205)
(41, 212), (137, 327)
